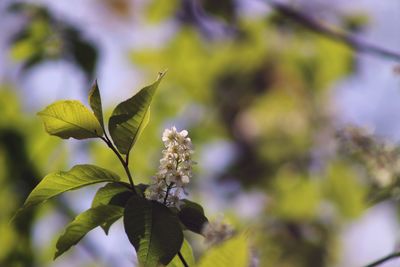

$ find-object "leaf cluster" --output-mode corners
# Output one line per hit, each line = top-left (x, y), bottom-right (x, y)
(13, 72), (242, 267)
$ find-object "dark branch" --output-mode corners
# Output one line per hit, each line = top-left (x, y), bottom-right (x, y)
(265, 0), (400, 62)
(178, 251), (189, 267)
(363, 251), (400, 267)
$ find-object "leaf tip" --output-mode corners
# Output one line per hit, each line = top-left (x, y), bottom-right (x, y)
(103, 226), (110, 235)
(9, 210), (20, 224)
(53, 250), (61, 260)
(158, 69), (168, 79)
(90, 79), (99, 91)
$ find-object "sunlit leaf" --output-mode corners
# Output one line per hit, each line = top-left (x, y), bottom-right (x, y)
(10, 40), (36, 61)
(197, 234), (249, 267)
(38, 100), (103, 139)
(109, 71), (166, 154)
(146, 0), (179, 23)
(54, 205), (123, 259)
(19, 164), (120, 212)
(324, 162), (366, 218)
(88, 80), (104, 129)
(272, 173), (320, 221)
(167, 239), (195, 267)
(178, 199), (208, 234)
(123, 196), (183, 266)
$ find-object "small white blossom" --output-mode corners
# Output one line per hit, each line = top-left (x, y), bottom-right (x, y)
(202, 217), (234, 246)
(146, 182), (165, 200)
(146, 126), (195, 208)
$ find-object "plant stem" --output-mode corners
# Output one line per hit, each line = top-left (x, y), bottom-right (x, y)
(163, 183), (174, 204)
(363, 251), (400, 267)
(101, 136), (137, 195)
(178, 251), (189, 267)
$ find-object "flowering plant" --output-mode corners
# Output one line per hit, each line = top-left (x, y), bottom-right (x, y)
(14, 72), (246, 267)
(146, 127), (194, 208)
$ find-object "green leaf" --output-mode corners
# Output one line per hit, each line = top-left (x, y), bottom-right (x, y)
(20, 164), (120, 212)
(123, 196), (183, 267)
(92, 182), (132, 208)
(167, 239), (195, 267)
(109, 71), (166, 154)
(92, 182), (134, 234)
(55, 205), (124, 259)
(178, 199), (208, 234)
(38, 100), (104, 139)
(88, 80), (104, 129)
(136, 183), (150, 197)
(324, 162), (366, 218)
(197, 234), (249, 267)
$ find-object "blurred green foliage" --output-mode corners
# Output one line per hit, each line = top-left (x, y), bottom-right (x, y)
(9, 4), (98, 79)
(0, 88), (67, 267)
(2, 1), (395, 267)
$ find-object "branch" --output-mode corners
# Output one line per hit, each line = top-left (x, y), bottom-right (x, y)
(178, 251), (189, 267)
(363, 251), (400, 267)
(264, 0), (400, 62)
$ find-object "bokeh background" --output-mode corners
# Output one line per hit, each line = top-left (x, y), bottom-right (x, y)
(1, 0), (400, 266)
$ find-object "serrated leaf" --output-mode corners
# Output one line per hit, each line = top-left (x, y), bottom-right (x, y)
(92, 182), (133, 234)
(55, 205), (123, 259)
(38, 100), (103, 139)
(19, 164), (120, 213)
(178, 199), (208, 234)
(123, 196), (183, 267)
(88, 80), (104, 129)
(197, 234), (249, 267)
(167, 239), (196, 267)
(109, 71), (166, 154)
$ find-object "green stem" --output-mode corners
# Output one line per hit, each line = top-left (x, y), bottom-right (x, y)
(363, 251), (400, 267)
(178, 251), (189, 267)
(101, 136), (137, 195)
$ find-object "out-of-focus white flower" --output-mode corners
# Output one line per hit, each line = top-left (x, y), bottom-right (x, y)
(146, 126), (195, 208)
(202, 217), (234, 246)
(337, 126), (400, 187)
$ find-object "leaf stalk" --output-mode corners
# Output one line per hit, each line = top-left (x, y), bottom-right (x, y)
(101, 135), (137, 195)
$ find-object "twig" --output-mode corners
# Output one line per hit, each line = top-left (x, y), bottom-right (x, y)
(264, 0), (400, 62)
(363, 251), (400, 267)
(178, 251), (189, 267)
(101, 136), (137, 195)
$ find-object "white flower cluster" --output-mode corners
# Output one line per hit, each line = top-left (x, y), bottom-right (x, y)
(146, 127), (195, 208)
(337, 126), (400, 187)
(201, 217), (234, 246)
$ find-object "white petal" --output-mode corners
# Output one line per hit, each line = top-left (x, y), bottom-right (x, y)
(181, 175), (190, 184)
(180, 130), (188, 137)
